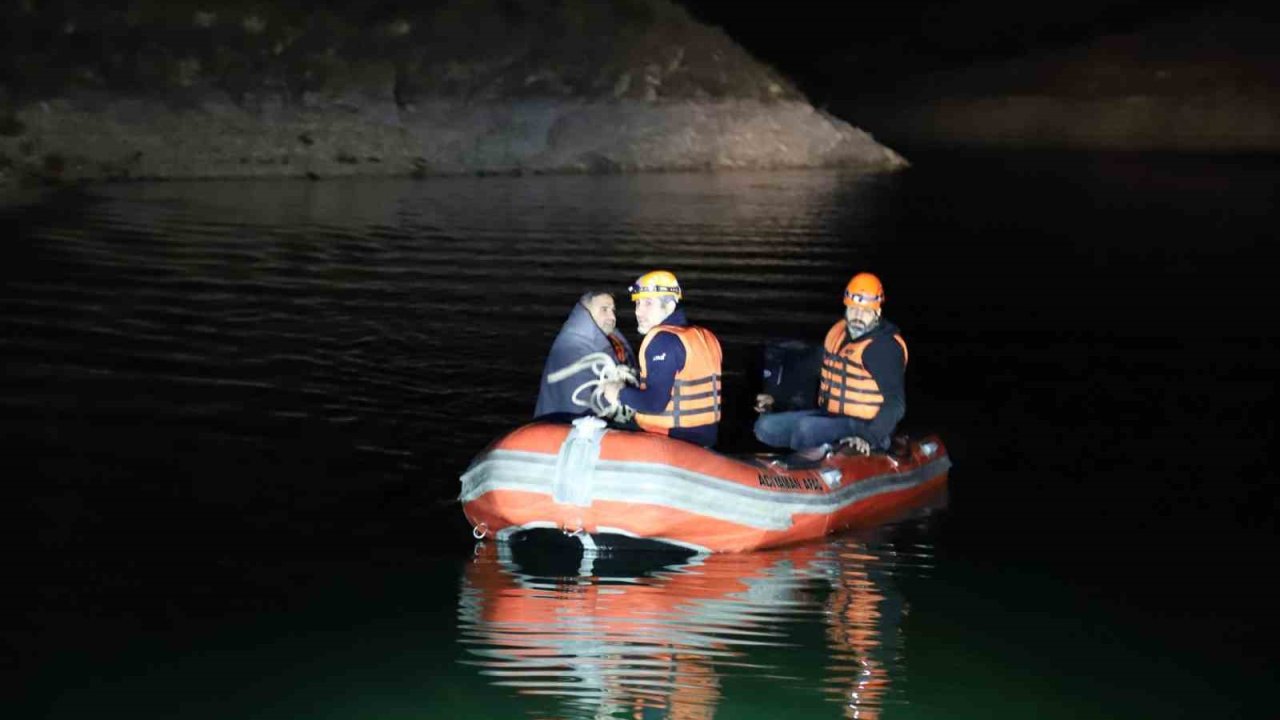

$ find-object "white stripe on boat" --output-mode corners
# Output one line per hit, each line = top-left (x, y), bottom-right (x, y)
(461, 449), (951, 531)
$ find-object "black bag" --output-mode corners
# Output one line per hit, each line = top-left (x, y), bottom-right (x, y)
(760, 339), (823, 412)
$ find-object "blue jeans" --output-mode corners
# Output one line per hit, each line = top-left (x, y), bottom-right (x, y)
(753, 409), (871, 451)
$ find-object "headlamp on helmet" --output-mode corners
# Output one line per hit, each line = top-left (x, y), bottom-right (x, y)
(842, 272), (884, 309)
(629, 270), (682, 301)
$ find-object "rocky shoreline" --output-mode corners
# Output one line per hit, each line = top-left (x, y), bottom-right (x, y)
(1, 96), (905, 185)
(0, 1), (906, 190)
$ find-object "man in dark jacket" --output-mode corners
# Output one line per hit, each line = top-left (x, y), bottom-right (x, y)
(754, 272), (907, 453)
(534, 291), (636, 420)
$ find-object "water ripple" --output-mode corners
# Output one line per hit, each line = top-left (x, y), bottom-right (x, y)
(458, 535), (925, 719)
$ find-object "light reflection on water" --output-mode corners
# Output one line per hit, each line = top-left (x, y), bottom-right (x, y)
(2, 170), (894, 546)
(458, 535), (924, 719)
(6, 170), (925, 720)
(1, 171), (886, 437)
(7, 155), (1276, 719)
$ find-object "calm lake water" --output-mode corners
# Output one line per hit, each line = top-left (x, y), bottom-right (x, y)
(6, 151), (1276, 718)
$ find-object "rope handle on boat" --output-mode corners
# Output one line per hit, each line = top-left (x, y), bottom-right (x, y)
(472, 523), (488, 539)
(546, 351), (637, 423)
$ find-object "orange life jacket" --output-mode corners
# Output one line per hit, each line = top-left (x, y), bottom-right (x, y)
(817, 321), (907, 419)
(634, 325), (723, 434)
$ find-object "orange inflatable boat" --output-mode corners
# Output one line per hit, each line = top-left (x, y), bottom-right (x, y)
(460, 417), (950, 553)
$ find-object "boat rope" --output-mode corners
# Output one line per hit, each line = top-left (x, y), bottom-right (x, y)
(547, 351), (637, 423)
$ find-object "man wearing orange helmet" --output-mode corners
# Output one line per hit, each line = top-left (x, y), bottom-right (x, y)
(602, 270), (723, 447)
(754, 272), (907, 454)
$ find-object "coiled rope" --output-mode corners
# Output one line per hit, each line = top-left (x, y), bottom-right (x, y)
(546, 352), (638, 423)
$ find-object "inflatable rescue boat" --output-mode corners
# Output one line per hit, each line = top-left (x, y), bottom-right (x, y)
(460, 417), (950, 553)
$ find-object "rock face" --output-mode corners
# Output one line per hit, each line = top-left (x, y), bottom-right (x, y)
(5, 97), (904, 182)
(0, 1), (905, 184)
(852, 9), (1280, 152)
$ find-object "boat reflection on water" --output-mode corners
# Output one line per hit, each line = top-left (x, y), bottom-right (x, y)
(458, 529), (923, 719)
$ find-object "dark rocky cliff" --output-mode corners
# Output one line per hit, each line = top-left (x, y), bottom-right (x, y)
(0, 0), (905, 186)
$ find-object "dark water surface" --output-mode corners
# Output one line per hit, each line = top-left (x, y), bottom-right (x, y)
(5, 153), (1276, 718)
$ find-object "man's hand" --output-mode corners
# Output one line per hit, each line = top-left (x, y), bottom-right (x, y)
(754, 393), (775, 413)
(602, 380), (623, 406)
(839, 436), (871, 456)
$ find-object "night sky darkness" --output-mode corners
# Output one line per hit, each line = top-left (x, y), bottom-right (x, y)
(677, 0), (1275, 102)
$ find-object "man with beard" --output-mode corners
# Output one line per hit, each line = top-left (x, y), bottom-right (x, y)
(534, 290), (635, 420)
(754, 272), (907, 455)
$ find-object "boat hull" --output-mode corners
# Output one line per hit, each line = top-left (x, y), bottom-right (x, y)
(460, 420), (950, 553)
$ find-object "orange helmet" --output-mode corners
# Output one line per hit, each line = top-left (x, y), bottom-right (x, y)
(629, 270), (682, 301)
(842, 272), (884, 309)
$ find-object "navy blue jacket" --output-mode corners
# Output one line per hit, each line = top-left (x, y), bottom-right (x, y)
(619, 308), (718, 448)
(534, 302), (636, 420)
